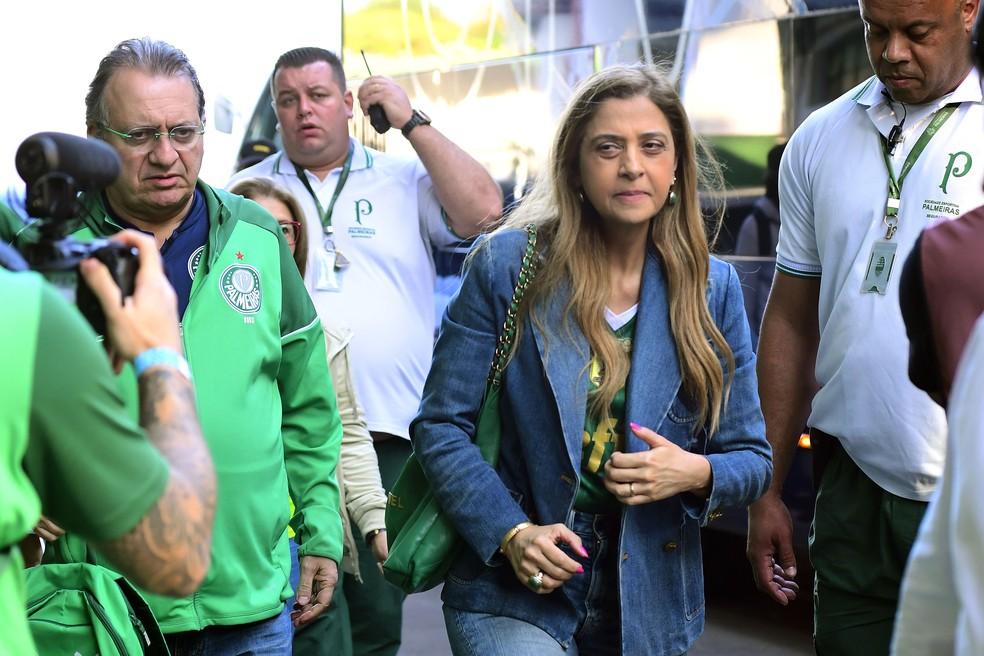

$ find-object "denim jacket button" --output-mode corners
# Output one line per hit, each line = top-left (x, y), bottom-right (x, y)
(662, 541), (678, 552)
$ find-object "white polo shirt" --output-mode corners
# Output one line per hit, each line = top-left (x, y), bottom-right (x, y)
(229, 139), (460, 439)
(776, 71), (984, 501)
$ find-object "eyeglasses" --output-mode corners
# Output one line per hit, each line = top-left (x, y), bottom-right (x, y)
(279, 220), (302, 244)
(101, 123), (205, 152)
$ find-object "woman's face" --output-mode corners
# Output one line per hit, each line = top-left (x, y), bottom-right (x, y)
(253, 194), (300, 256)
(578, 94), (677, 234)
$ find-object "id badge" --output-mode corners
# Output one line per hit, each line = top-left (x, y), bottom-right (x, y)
(315, 235), (340, 292)
(860, 240), (898, 295)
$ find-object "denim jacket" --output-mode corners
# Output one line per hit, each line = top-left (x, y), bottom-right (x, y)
(411, 228), (772, 655)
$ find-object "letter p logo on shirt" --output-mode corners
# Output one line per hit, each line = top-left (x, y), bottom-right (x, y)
(354, 198), (373, 224)
(940, 151), (972, 194)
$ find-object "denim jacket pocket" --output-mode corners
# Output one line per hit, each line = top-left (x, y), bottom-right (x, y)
(666, 394), (699, 427)
(663, 395), (701, 452)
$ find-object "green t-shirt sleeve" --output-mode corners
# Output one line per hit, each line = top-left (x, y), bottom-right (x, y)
(22, 283), (170, 542)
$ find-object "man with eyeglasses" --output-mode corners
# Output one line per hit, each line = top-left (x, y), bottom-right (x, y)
(32, 38), (345, 655)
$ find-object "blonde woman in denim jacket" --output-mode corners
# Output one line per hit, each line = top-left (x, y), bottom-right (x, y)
(411, 64), (773, 656)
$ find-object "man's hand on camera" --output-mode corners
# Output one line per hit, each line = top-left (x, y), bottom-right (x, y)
(79, 230), (182, 362)
(35, 516), (65, 542)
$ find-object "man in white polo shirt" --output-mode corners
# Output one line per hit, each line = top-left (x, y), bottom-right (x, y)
(229, 47), (501, 656)
(746, 1), (984, 653)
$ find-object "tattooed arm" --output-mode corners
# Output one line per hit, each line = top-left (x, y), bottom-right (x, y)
(25, 232), (215, 595)
(73, 230), (215, 596)
(24, 231), (214, 595)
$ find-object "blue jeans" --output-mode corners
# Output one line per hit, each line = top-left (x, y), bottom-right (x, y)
(164, 601), (293, 656)
(289, 538), (300, 605)
(445, 512), (621, 655)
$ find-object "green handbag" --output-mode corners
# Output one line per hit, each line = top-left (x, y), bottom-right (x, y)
(25, 562), (170, 656)
(383, 224), (539, 594)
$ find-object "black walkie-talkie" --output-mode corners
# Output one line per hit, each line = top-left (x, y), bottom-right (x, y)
(881, 89), (905, 155)
(361, 50), (391, 134)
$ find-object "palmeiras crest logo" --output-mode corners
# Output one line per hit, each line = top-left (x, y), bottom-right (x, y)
(187, 245), (205, 280)
(219, 264), (261, 314)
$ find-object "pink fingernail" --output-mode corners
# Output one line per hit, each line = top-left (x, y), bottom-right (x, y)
(578, 546), (589, 557)
(576, 565), (584, 573)
(630, 422), (641, 431)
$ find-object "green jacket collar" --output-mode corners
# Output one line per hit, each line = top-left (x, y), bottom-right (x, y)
(79, 180), (242, 277)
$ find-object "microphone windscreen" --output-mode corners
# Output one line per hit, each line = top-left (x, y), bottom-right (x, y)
(15, 132), (121, 190)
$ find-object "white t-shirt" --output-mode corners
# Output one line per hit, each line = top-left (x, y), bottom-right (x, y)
(776, 71), (984, 500)
(229, 139), (461, 439)
(892, 315), (984, 655)
(605, 304), (638, 331)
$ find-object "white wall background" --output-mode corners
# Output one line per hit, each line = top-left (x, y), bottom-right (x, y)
(0, 0), (341, 188)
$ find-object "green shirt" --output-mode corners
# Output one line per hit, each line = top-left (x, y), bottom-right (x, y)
(574, 316), (636, 514)
(1, 269), (169, 656)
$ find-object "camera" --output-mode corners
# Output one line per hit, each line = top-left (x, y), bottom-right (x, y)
(15, 132), (138, 336)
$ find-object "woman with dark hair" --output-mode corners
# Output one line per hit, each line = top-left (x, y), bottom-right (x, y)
(411, 63), (773, 655)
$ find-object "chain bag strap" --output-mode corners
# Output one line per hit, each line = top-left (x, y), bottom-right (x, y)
(489, 223), (538, 387)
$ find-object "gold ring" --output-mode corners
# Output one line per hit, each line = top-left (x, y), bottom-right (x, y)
(629, 482), (635, 496)
(527, 571), (544, 591)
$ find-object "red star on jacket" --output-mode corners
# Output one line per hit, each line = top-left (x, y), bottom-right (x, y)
(236, 251), (244, 260)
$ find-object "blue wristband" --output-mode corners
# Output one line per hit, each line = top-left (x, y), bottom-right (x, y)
(133, 347), (192, 381)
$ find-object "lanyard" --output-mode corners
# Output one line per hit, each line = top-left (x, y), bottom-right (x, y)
(292, 140), (355, 236)
(879, 103), (957, 239)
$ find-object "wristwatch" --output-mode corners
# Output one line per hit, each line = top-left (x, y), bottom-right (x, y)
(401, 109), (431, 138)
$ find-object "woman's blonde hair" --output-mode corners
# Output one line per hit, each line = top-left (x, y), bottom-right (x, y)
(230, 177), (309, 278)
(496, 63), (734, 435)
